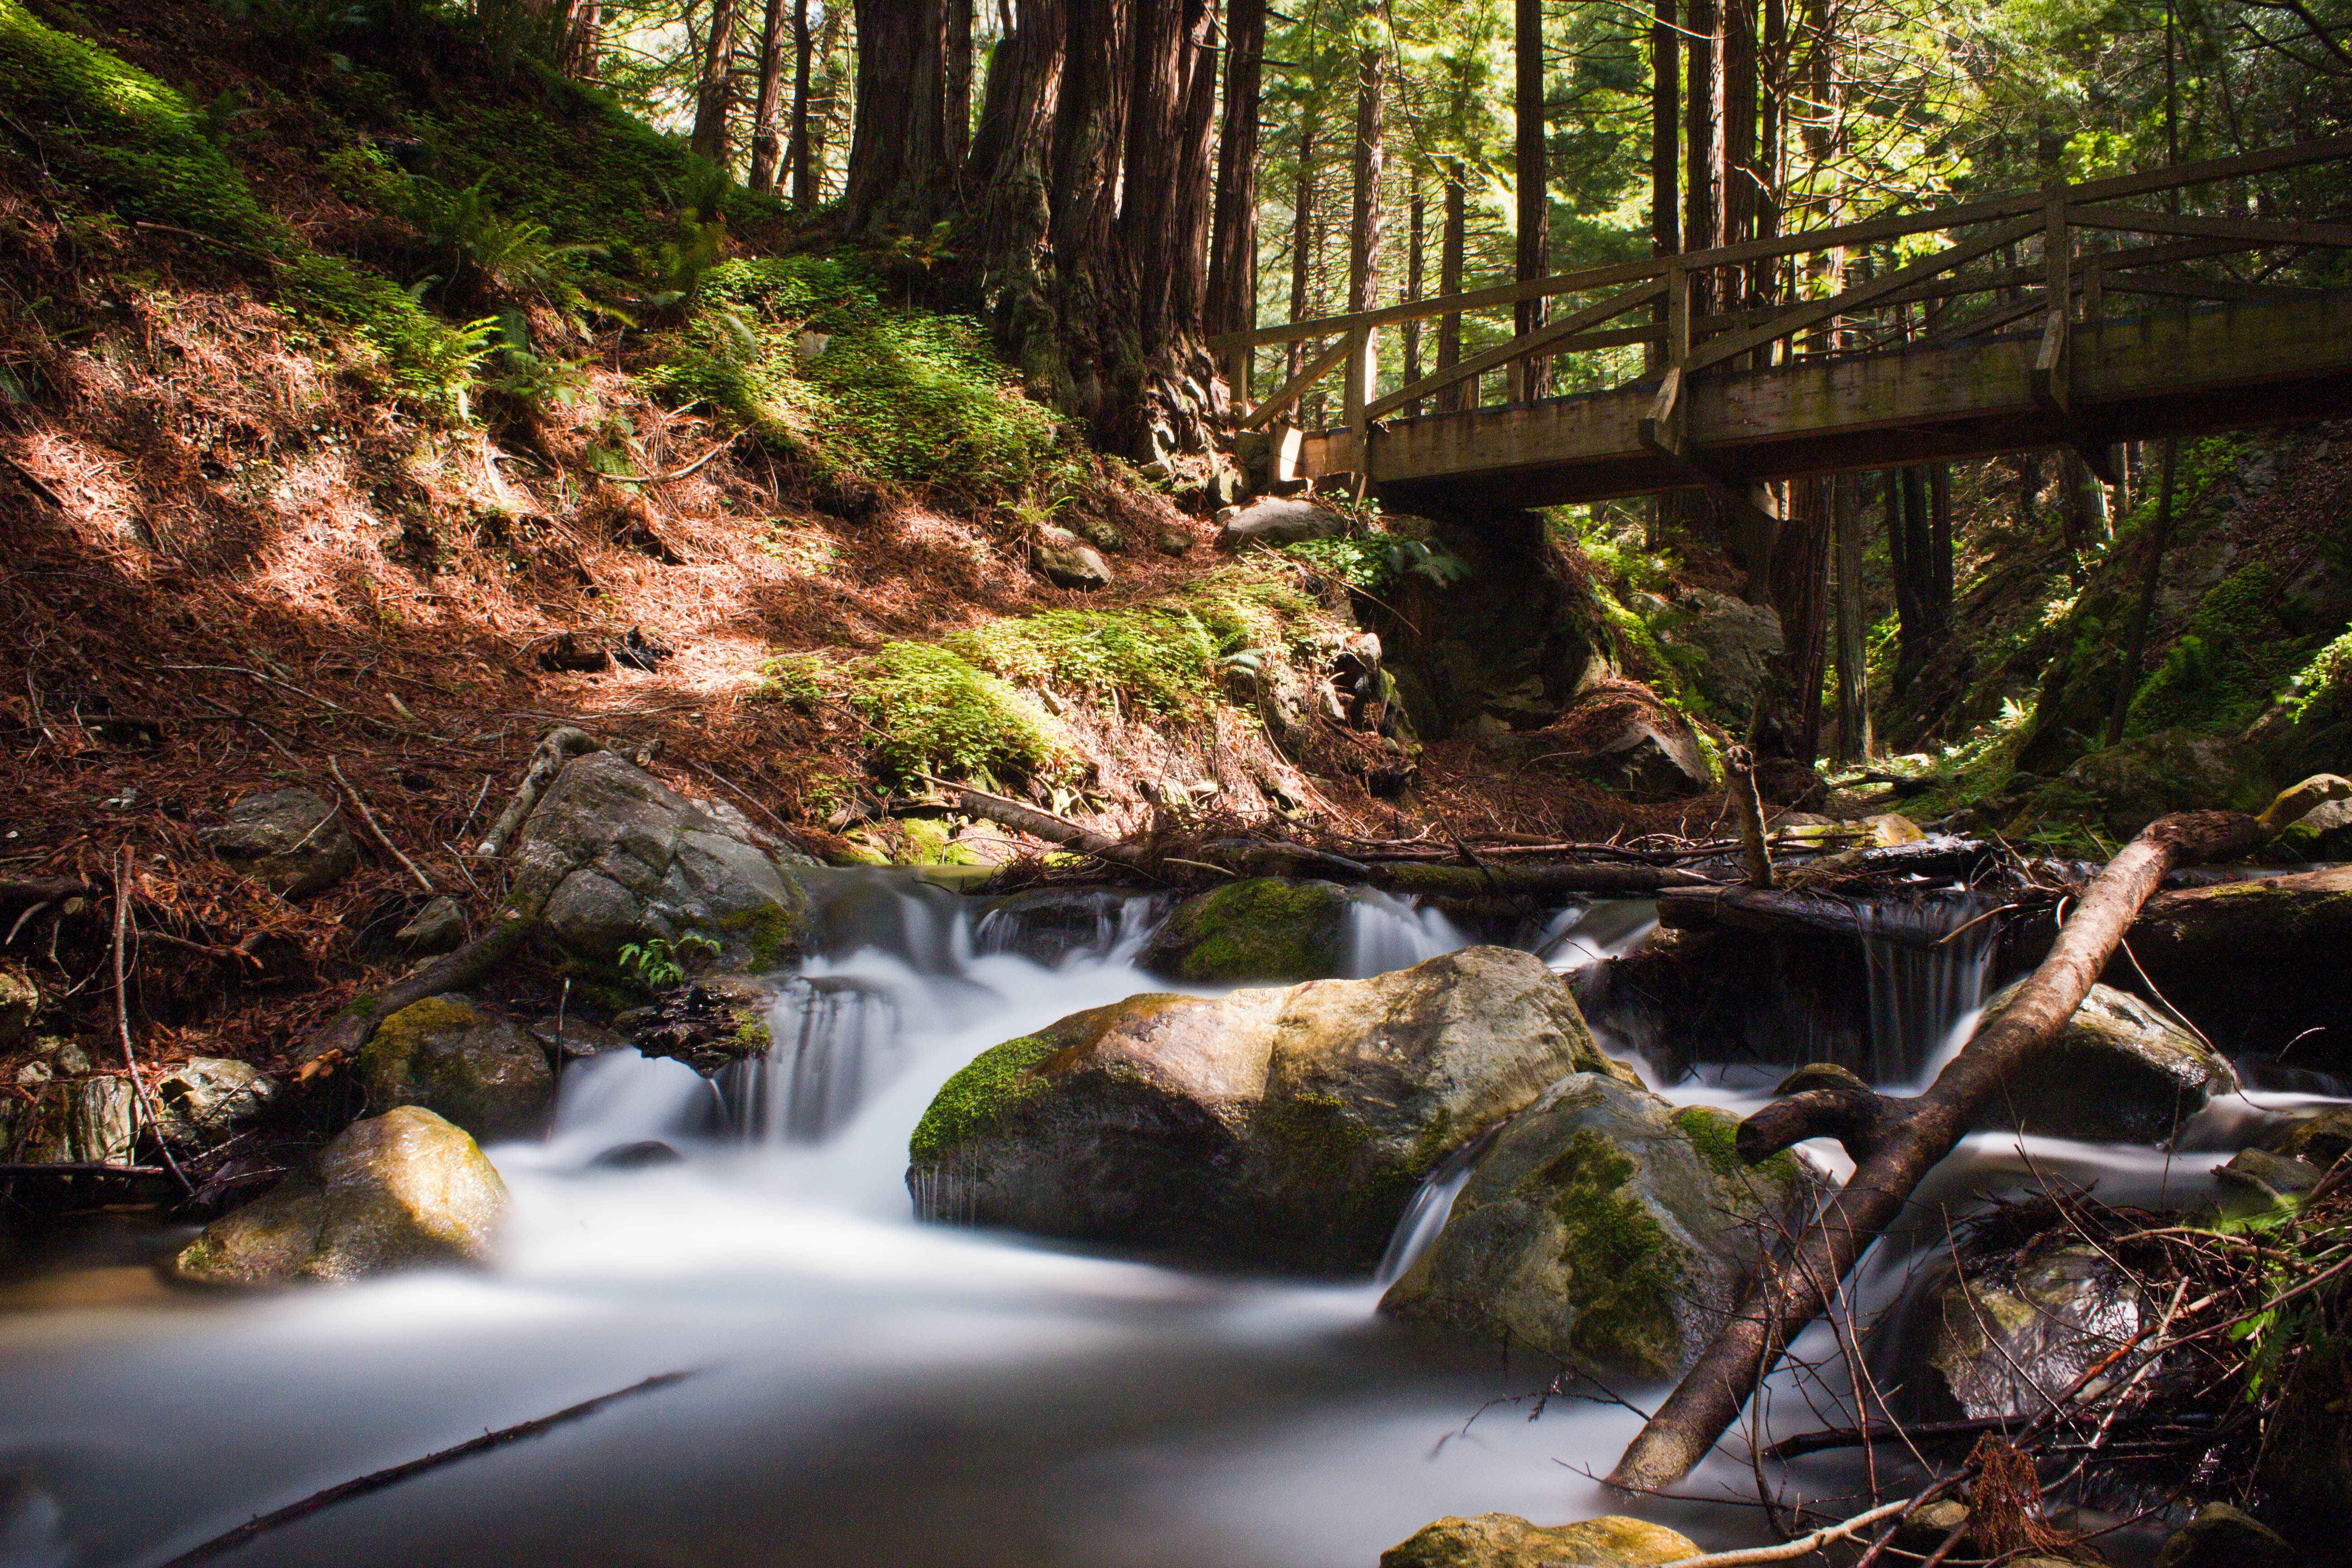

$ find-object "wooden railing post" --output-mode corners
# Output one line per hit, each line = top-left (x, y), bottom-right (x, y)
(1225, 339), (1251, 415)
(2035, 194), (2074, 419)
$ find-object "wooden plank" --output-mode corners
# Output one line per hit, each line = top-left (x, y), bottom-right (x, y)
(1240, 337), (1352, 431)
(2071, 203), (2352, 250)
(1216, 136), (2352, 353)
(1365, 280), (1665, 421)
(1685, 216), (2041, 373)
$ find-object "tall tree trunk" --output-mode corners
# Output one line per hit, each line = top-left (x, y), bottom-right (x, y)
(1650, 0), (1679, 371)
(789, 0), (815, 209)
(693, 0), (741, 167)
(1891, 465), (1932, 690)
(1720, 0), (1756, 263)
(1684, 0), (1719, 307)
(1348, 27), (1385, 318)
(748, 0), (790, 192)
(1835, 473), (1869, 760)
(969, 0), (1067, 391)
(1286, 102), (1323, 382)
(844, 0), (950, 233)
(946, 0), (974, 171)
(1514, 0), (1549, 400)
(1403, 164), (1424, 412)
(1752, 0), (1784, 325)
(2107, 437), (2182, 745)
(1207, 0), (1269, 340)
(1437, 158), (1466, 411)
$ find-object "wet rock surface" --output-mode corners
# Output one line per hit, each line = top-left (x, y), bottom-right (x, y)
(152, 1057), (282, 1150)
(906, 946), (1636, 1270)
(1975, 980), (2234, 1143)
(1379, 1514), (1700, 1568)
(2154, 1503), (2297, 1568)
(201, 788), (357, 897)
(1923, 1240), (2140, 1421)
(168, 1107), (507, 1287)
(1137, 877), (1354, 984)
(505, 750), (814, 968)
(1380, 1074), (1822, 1381)
(360, 994), (554, 1141)
(614, 978), (769, 1075)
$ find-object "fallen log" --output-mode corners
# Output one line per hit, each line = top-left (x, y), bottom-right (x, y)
(1371, 860), (1714, 896)
(476, 726), (599, 858)
(1607, 808), (2267, 1492)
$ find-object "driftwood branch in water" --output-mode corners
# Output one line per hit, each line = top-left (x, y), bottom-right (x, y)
(951, 788), (1715, 893)
(1607, 808), (2268, 1493)
(155, 1370), (697, 1567)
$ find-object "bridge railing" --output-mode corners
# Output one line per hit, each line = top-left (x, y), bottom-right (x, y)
(1211, 134), (2352, 478)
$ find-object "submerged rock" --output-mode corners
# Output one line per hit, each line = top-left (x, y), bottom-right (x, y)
(505, 750), (814, 969)
(201, 788), (356, 897)
(168, 1107), (506, 1287)
(1380, 1074), (1821, 1381)
(1137, 878), (1353, 984)
(1379, 1514), (1699, 1568)
(1975, 980), (2234, 1143)
(906, 946), (1636, 1271)
(360, 994), (553, 1141)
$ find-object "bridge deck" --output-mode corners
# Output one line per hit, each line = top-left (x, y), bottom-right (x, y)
(1295, 293), (2352, 510)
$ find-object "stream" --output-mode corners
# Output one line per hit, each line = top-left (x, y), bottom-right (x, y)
(0, 874), (2339, 1568)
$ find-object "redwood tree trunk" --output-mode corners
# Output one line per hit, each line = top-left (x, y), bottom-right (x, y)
(1685, 0), (1719, 305)
(692, 0), (740, 166)
(1514, 0), (1549, 399)
(789, 0), (815, 208)
(1403, 165), (1425, 409)
(843, 0), (950, 234)
(1651, 0), (1679, 370)
(1206, 0), (1268, 340)
(1286, 102), (1323, 382)
(748, 0), (790, 191)
(1437, 159), (1466, 411)
(946, 0), (974, 170)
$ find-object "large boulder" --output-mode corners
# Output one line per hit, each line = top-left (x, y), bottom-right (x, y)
(906, 946), (1638, 1270)
(2154, 1505), (2296, 1568)
(1137, 878), (1353, 984)
(505, 750), (814, 968)
(1380, 1515), (1699, 1568)
(2123, 864), (2352, 1070)
(1657, 587), (1784, 726)
(19, 1072), (136, 1165)
(201, 788), (357, 897)
(1034, 527), (1114, 589)
(1380, 1073), (1822, 1381)
(2013, 730), (2274, 842)
(1974, 980), (2234, 1143)
(1529, 680), (1714, 800)
(360, 995), (554, 1141)
(1215, 496), (1349, 549)
(168, 1107), (507, 1287)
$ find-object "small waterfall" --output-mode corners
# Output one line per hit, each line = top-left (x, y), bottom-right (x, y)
(1857, 893), (1998, 1084)
(974, 888), (1168, 967)
(1526, 900), (1660, 973)
(724, 976), (902, 1142)
(1372, 1129), (1497, 1287)
(1346, 889), (1471, 977)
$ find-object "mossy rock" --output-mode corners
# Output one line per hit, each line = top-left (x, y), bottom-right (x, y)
(1973, 979), (2233, 1144)
(1381, 1073), (1820, 1382)
(169, 1107), (507, 1287)
(360, 995), (553, 1142)
(906, 946), (1636, 1271)
(1379, 1514), (1699, 1568)
(2013, 729), (2274, 843)
(1137, 877), (1353, 984)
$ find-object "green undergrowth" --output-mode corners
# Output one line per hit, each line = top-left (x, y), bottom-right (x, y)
(842, 642), (1066, 787)
(0, 0), (485, 410)
(661, 256), (1072, 499)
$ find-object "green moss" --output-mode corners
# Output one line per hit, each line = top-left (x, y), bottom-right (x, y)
(2126, 561), (2318, 736)
(726, 902), (805, 972)
(845, 641), (1066, 786)
(1147, 879), (1350, 983)
(2286, 628), (2352, 725)
(908, 1032), (1063, 1165)
(1673, 1104), (1803, 1188)
(1519, 1129), (1685, 1375)
(951, 606), (1224, 717)
(735, 1021), (772, 1053)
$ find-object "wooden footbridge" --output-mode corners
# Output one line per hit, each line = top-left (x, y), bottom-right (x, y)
(1212, 137), (2352, 521)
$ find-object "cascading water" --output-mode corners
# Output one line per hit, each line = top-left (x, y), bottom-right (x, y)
(1857, 891), (2000, 1085)
(0, 872), (2337, 1568)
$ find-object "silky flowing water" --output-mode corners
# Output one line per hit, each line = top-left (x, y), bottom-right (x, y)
(0, 875), (2337, 1568)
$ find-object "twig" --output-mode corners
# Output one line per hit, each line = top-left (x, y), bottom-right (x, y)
(1629, 1496), (1919, 1568)
(153, 1370), (700, 1567)
(2, 453), (67, 510)
(329, 756), (435, 892)
(0, 1161), (170, 1177)
(111, 848), (191, 1196)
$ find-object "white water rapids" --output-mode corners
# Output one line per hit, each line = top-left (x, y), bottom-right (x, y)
(0, 875), (2334, 1567)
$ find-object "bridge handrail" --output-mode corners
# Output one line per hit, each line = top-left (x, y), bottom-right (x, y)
(1212, 132), (2352, 354)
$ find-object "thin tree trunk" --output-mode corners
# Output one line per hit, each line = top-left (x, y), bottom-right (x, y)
(1286, 103), (1323, 382)
(1650, 0), (1679, 372)
(1721, 0), (1756, 263)
(1929, 461), (1954, 637)
(1684, 0), (1719, 308)
(1437, 159), (1465, 411)
(748, 0), (790, 192)
(1609, 809), (2271, 1492)
(946, 0), (974, 170)
(1835, 473), (1868, 760)
(1403, 164), (1425, 412)
(804, 2), (845, 204)
(1892, 465), (1931, 688)
(1514, 0), (1549, 400)
(1207, 0), (1269, 339)
(2106, 436), (2181, 745)
(788, 0), (814, 208)
(692, 0), (740, 167)
(1348, 27), (1384, 320)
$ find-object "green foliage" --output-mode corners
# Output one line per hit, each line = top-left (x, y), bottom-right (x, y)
(1280, 535), (1469, 595)
(2125, 561), (2318, 737)
(757, 652), (828, 710)
(615, 934), (719, 993)
(845, 642), (1065, 786)
(2286, 629), (2352, 725)
(950, 607), (1226, 717)
(1517, 1129), (1684, 1374)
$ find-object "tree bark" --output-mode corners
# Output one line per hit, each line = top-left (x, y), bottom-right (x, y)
(1608, 809), (2272, 1492)
(1206, 0), (1268, 340)
(788, 0), (815, 207)
(1513, 0), (1550, 399)
(1285, 100), (1323, 382)
(1402, 164), (1424, 412)
(692, 0), (740, 167)
(946, 0), (974, 171)
(1685, 0), (1719, 306)
(1721, 0), (1757, 263)
(1347, 24), (1385, 320)
(2106, 436), (2181, 745)
(747, 0), (790, 191)
(1650, 0), (1679, 371)
(844, 0), (949, 234)
(1437, 159), (1466, 410)
(1834, 472), (1869, 760)
(1929, 461), (1954, 636)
